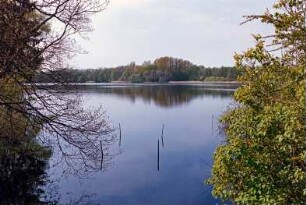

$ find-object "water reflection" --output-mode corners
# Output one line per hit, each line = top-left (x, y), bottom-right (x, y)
(44, 85), (234, 204)
(0, 85), (235, 204)
(78, 84), (236, 108)
(0, 143), (55, 205)
(0, 87), (119, 204)
(0, 131), (119, 205)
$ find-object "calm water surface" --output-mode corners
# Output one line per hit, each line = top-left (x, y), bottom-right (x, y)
(46, 84), (235, 204)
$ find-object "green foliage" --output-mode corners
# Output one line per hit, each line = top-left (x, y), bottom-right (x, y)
(128, 74), (145, 83)
(0, 79), (46, 154)
(0, 0), (46, 81)
(208, 0), (306, 204)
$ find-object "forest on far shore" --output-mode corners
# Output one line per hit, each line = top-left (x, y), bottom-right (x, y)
(34, 56), (238, 83)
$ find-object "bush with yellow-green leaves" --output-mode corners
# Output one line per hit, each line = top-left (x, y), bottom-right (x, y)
(208, 0), (306, 204)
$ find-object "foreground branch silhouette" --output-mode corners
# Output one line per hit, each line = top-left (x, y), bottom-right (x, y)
(0, 0), (116, 172)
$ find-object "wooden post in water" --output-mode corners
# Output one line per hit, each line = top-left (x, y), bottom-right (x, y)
(119, 123), (122, 147)
(212, 114), (214, 131)
(161, 124), (165, 148)
(100, 140), (104, 170)
(157, 139), (160, 171)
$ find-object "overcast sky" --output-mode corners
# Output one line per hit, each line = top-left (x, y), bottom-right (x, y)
(72, 0), (276, 68)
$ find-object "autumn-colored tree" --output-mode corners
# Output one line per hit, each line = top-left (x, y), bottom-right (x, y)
(208, 0), (305, 204)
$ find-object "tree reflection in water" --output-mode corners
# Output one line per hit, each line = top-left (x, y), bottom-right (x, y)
(0, 84), (236, 204)
(0, 113), (119, 204)
(0, 135), (119, 205)
(0, 142), (57, 205)
(0, 144), (102, 204)
(0, 106), (118, 204)
(78, 84), (236, 108)
(0, 81), (119, 204)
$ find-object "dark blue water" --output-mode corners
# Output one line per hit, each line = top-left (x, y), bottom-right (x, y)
(46, 84), (235, 204)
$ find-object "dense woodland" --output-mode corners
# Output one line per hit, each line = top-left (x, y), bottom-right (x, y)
(34, 57), (238, 83)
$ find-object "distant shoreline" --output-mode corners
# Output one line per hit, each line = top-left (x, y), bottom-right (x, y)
(35, 81), (240, 87)
(168, 80), (239, 84)
(110, 80), (239, 84)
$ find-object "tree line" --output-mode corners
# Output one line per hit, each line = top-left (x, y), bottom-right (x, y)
(34, 57), (238, 83)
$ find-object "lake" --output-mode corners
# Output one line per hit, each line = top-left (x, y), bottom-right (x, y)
(45, 84), (236, 204)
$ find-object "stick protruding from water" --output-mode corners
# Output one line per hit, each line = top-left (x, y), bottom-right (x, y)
(161, 124), (165, 148)
(157, 139), (160, 171)
(119, 123), (122, 147)
(100, 140), (104, 170)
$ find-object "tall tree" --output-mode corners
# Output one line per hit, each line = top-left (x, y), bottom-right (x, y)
(0, 0), (115, 172)
(208, 0), (305, 204)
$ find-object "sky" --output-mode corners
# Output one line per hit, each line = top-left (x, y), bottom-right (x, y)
(71, 0), (276, 69)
